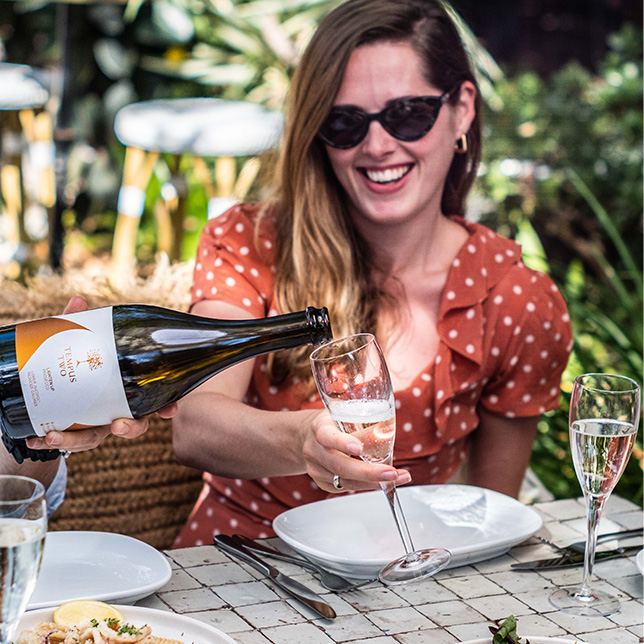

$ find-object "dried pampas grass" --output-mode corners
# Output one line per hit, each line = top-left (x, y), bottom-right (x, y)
(0, 254), (194, 325)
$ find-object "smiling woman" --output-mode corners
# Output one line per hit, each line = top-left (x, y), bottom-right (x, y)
(165, 0), (572, 547)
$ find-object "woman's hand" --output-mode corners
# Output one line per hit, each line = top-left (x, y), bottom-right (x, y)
(23, 296), (178, 454)
(301, 410), (411, 493)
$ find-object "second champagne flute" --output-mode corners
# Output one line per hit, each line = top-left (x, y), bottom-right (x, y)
(549, 373), (640, 616)
(310, 333), (451, 585)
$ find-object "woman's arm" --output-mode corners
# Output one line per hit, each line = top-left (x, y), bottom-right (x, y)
(172, 299), (410, 491)
(465, 407), (539, 498)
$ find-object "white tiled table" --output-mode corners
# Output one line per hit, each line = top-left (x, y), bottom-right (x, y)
(138, 496), (643, 644)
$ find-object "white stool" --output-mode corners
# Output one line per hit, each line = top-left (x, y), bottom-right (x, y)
(0, 63), (55, 277)
(110, 98), (283, 287)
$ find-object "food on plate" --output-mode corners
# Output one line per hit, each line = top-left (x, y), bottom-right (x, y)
(53, 599), (124, 627)
(15, 601), (182, 644)
(489, 615), (522, 644)
(487, 615), (580, 644)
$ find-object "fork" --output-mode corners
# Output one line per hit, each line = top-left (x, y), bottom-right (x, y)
(232, 534), (376, 592)
(536, 527), (643, 553)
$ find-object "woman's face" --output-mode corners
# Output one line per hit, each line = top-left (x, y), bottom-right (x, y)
(324, 41), (475, 228)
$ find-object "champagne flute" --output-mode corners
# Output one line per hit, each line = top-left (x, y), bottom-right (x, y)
(0, 475), (46, 644)
(550, 373), (640, 616)
(310, 333), (451, 585)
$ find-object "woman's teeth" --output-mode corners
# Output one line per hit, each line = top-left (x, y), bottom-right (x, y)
(364, 165), (411, 184)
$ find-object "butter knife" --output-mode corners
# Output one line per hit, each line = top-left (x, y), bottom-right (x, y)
(511, 545), (642, 570)
(213, 534), (337, 619)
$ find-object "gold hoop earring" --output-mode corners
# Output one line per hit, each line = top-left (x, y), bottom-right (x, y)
(454, 134), (468, 154)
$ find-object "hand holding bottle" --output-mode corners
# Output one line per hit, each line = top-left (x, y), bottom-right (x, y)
(1, 298), (330, 462)
(23, 297), (178, 455)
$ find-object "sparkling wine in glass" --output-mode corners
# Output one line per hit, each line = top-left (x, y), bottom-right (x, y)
(549, 373), (640, 616)
(310, 333), (451, 585)
(0, 475), (46, 644)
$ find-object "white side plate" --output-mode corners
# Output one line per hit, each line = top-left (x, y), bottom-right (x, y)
(28, 531), (172, 609)
(18, 605), (237, 644)
(274, 484), (542, 578)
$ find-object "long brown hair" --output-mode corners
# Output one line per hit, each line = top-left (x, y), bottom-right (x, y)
(261, 0), (482, 386)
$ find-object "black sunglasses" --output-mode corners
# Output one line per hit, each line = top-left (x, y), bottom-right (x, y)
(318, 89), (452, 149)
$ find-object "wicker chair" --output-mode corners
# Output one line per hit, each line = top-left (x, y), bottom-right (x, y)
(0, 258), (203, 549)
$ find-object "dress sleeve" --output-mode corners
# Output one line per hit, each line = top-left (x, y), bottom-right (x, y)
(191, 204), (275, 319)
(480, 262), (572, 417)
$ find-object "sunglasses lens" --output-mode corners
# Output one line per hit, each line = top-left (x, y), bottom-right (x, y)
(319, 96), (445, 148)
(383, 99), (439, 140)
(319, 109), (367, 148)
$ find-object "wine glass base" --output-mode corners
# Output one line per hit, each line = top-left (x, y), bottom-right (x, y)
(378, 548), (451, 585)
(549, 586), (621, 616)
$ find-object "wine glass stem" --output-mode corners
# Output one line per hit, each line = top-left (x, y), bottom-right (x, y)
(580, 493), (605, 598)
(380, 481), (417, 556)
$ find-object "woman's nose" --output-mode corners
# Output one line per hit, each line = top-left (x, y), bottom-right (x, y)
(360, 120), (397, 156)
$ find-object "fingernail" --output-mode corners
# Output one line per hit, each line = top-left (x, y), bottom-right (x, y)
(26, 438), (45, 450)
(381, 470), (398, 481)
(397, 472), (412, 486)
(46, 432), (63, 447)
(113, 423), (129, 437)
(347, 441), (362, 456)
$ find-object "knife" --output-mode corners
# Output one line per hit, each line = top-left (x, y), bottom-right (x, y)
(511, 545), (642, 570)
(213, 534), (336, 619)
(536, 527), (643, 553)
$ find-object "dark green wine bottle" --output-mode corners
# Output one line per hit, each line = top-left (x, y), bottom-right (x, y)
(0, 304), (332, 445)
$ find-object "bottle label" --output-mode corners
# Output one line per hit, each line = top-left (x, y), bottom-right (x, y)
(16, 307), (133, 436)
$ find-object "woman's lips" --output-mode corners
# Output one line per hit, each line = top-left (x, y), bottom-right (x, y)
(359, 163), (413, 193)
(361, 163), (413, 184)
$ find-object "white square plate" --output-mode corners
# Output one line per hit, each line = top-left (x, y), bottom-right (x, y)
(273, 484), (542, 578)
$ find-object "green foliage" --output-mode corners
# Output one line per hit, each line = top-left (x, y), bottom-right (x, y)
(135, 0), (344, 109)
(476, 24), (643, 504)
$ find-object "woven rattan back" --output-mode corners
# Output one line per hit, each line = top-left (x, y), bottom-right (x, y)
(0, 259), (203, 549)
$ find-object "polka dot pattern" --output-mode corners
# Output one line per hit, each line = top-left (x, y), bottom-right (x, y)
(174, 208), (572, 547)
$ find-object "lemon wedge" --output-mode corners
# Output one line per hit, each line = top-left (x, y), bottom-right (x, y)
(53, 599), (124, 627)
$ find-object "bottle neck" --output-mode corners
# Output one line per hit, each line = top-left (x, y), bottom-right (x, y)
(304, 307), (333, 346)
(242, 307), (331, 352)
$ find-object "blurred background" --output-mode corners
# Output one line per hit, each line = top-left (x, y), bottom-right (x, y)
(0, 0), (641, 504)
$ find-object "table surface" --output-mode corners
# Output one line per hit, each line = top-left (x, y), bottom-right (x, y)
(137, 495), (643, 644)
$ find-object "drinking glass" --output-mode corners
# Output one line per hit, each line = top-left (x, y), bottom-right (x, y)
(549, 373), (640, 616)
(0, 475), (46, 643)
(310, 333), (451, 585)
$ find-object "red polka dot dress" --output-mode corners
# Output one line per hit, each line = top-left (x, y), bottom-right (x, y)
(173, 204), (572, 547)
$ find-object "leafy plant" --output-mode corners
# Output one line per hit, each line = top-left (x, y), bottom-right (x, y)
(476, 24), (643, 503)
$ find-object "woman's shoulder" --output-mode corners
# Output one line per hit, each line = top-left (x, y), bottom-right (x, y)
(192, 202), (277, 313)
(199, 202), (277, 260)
(443, 217), (569, 325)
(452, 217), (563, 296)
(452, 217), (521, 254)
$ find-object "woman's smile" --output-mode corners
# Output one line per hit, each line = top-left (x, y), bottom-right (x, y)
(360, 163), (414, 185)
